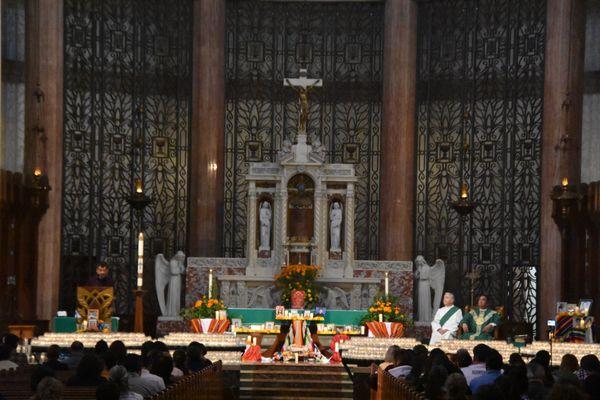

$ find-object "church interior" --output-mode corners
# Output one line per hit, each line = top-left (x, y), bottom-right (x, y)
(1, 0), (600, 399)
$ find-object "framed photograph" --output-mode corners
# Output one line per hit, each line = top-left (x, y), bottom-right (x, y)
(87, 309), (99, 331)
(556, 302), (568, 314)
(275, 306), (285, 317)
(231, 318), (242, 329)
(315, 307), (326, 316)
(317, 323), (325, 332)
(579, 299), (593, 315)
(265, 321), (275, 330)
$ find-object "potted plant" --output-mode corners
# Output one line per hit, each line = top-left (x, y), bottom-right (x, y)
(180, 296), (227, 333)
(274, 264), (320, 309)
(360, 294), (412, 337)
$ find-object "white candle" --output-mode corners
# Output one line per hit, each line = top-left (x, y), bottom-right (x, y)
(335, 342), (339, 353)
(252, 337), (257, 346)
(384, 272), (389, 297)
(247, 335), (251, 344)
(378, 313), (383, 323)
(360, 326), (365, 335)
(208, 269), (213, 299)
(295, 353), (299, 363)
(137, 232), (144, 289)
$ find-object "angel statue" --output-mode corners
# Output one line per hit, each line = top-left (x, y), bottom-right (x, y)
(329, 202), (343, 252)
(414, 255), (446, 322)
(155, 251), (186, 317)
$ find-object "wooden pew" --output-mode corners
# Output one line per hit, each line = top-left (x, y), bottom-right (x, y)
(372, 367), (426, 400)
(150, 361), (223, 400)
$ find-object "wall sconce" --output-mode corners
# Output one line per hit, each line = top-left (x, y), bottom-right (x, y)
(450, 182), (477, 217)
(551, 177), (580, 231)
(209, 162), (218, 172)
(127, 179), (152, 216)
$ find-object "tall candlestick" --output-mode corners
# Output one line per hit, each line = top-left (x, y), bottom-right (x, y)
(384, 272), (389, 297)
(208, 269), (213, 299)
(137, 232), (144, 288)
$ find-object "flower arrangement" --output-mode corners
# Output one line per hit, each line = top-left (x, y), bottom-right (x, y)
(180, 296), (227, 320)
(360, 294), (412, 327)
(274, 264), (320, 307)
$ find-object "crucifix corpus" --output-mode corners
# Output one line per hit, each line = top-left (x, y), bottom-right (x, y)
(466, 270), (480, 306)
(284, 68), (322, 134)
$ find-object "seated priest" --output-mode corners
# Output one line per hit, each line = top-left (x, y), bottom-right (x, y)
(459, 295), (499, 340)
(430, 292), (462, 345)
(87, 261), (114, 287)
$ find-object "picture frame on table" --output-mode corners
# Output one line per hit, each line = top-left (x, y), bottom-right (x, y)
(231, 318), (242, 329)
(556, 302), (568, 314)
(275, 306), (285, 317)
(265, 321), (275, 330)
(579, 299), (593, 315)
(87, 309), (99, 330)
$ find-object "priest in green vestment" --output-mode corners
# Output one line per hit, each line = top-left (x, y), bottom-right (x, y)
(460, 295), (500, 340)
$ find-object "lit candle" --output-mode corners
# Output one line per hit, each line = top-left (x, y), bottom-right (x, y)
(378, 313), (383, 323)
(252, 337), (257, 346)
(335, 342), (339, 353)
(360, 326), (365, 335)
(460, 183), (468, 199)
(562, 177), (569, 188)
(34, 168), (42, 177)
(137, 232), (144, 289)
(135, 179), (143, 194)
(295, 353), (299, 363)
(384, 272), (389, 297)
(208, 269), (213, 299)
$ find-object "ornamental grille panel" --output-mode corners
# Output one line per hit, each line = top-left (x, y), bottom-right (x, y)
(62, 0), (192, 314)
(224, 0), (383, 260)
(414, 0), (545, 321)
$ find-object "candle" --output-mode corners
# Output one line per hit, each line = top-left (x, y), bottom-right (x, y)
(252, 337), (257, 346)
(460, 183), (468, 199)
(378, 313), (383, 323)
(562, 177), (569, 188)
(137, 232), (144, 289)
(360, 326), (365, 335)
(135, 179), (143, 194)
(34, 168), (42, 177)
(295, 353), (299, 363)
(208, 269), (213, 299)
(384, 272), (389, 297)
(335, 342), (339, 353)
(247, 335), (251, 344)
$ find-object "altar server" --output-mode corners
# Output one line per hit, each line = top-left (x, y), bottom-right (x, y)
(430, 292), (462, 345)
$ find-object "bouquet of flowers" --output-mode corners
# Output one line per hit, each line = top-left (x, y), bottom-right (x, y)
(360, 295), (412, 327)
(180, 296), (227, 320)
(274, 264), (320, 307)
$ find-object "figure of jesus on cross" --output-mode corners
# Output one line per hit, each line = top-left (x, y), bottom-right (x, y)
(284, 68), (322, 134)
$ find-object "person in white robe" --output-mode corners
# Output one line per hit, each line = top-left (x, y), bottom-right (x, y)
(430, 292), (462, 345)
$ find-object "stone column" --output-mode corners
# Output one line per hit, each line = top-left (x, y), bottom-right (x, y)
(344, 183), (355, 278)
(25, 0), (63, 321)
(273, 186), (288, 269)
(379, 0), (417, 261)
(313, 185), (323, 266)
(189, 0), (226, 256)
(539, 0), (585, 331)
(246, 182), (257, 275)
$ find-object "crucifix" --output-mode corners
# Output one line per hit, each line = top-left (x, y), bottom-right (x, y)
(284, 68), (322, 134)
(466, 270), (480, 306)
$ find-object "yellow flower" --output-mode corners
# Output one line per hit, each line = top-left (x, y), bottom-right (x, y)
(195, 300), (202, 308)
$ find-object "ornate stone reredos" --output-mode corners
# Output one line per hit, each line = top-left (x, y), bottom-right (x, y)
(278, 132), (326, 165)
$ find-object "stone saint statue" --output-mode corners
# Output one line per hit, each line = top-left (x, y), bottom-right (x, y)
(330, 202), (343, 252)
(155, 251), (186, 317)
(415, 255), (446, 322)
(259, 201), (272, 251)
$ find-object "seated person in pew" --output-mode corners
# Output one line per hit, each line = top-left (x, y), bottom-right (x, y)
(0, 345), (18, 371)
(42, 345), (69, 371)
(66, 354), (107, 387)
(32, 377), (63, 400)
(186, 342), (212, 373)
(459, 295), (499, 340)
(430, 292), (463, 345)
(369, 345), (403, 390)
(387, 349), (413, 379)
(123, 354), (163, 398)
(108, 365), (142, 400)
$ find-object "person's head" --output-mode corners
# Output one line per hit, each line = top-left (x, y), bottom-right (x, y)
(485, 349), (502, 371)
(472, 344), (490, 364)
(496, 365), (528, 398)
(534, 350), (551, 368)
(509, 353), (525, 367)
(413, 344), (428, 357)
(102, 351), (117, 371)
(443, 292), (455, 307)
(0, 344), (11, 361)
(76, 354), (103, 379)
(173, 349), (186, 370)
(123, 354), (142, 375)
(527, 361), (546, 382)
(560, 354), (579, 373)
(186, 346), (202, 364)
(154, 341), (169, 353)
(35, 377), (63, 400)
(444, 373), (468, 400)
(108, 365), (129, 393)
(425, 365), (449, 399)
(2, 333), (20, 350)
(455, 348), (472, 368)
(150, 352), (174, 384)
(384, 345), (401, 363)
(580, 354), (600, 373)
(141, 341), (156, 359)
(94, 340), (109, 355)
(109, 340), (127, 363)
(477, 295), (488, 309)
(70, 340), (84, 354)
(396, 349), (412, 367)
(46, 345), (61, 361)
(96, 381), (120, 400)
(96, 262), (109, 278)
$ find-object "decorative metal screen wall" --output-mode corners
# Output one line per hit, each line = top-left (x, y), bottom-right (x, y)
(415, 0), (545, 320)
(224, 0), (383, 259)
(62, 0), (192, 314)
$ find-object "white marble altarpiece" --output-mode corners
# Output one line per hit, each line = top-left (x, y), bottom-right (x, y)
(184, 69), (413, 311)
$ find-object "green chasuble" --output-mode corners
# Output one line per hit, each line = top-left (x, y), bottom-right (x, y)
(459, 308), (499, 340)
